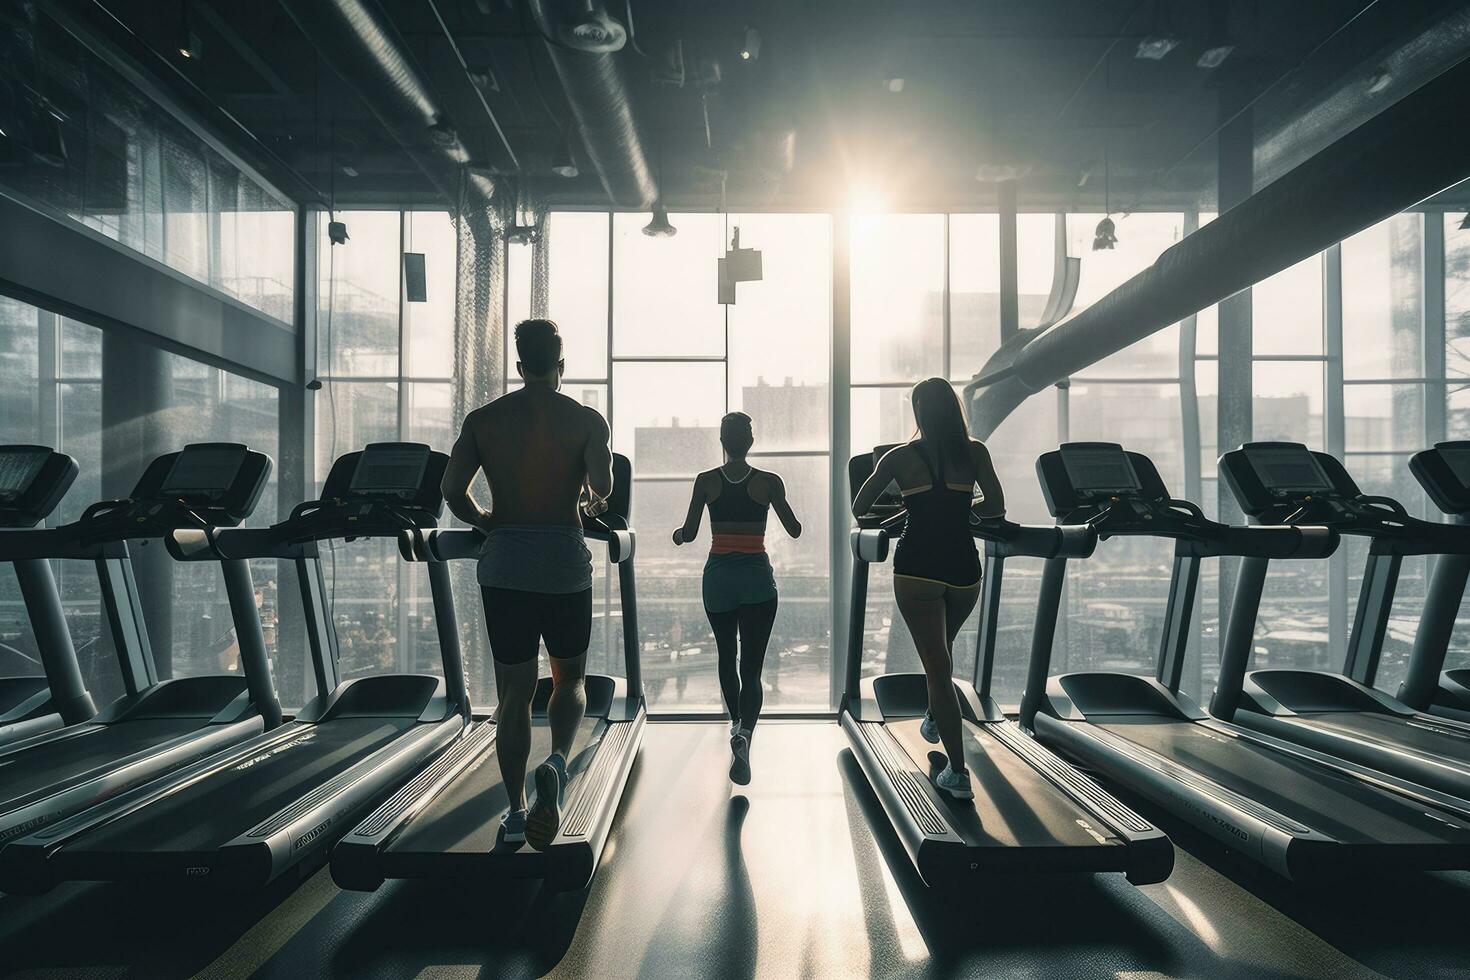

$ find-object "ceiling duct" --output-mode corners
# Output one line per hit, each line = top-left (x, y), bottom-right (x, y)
(526, 0), (657, 209)
(965, 56), (1470, 439)
(278, 0), (494, 208)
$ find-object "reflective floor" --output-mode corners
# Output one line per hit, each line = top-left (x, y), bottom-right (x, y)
(3, 721), (1469, 978)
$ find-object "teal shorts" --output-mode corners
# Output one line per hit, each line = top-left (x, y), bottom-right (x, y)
(702, 552), (778, 613)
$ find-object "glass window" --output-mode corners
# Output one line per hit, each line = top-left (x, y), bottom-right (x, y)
(1343, 385), (1425, 455)
(546, 212), (609, 379)
(1447, 213), (1470, 379)
(1068, 383), (1185, 491)
(319, 211), (402, 378)
(850, 214), (944, 382)
(402, 212), (457, 379)
(1253, 255), (1323, 355)
(0, 298), (41, 444)
(1253, 361), (1325, 448)
(948, 214), (1001, 380)
(613, 213), (724, 357)
(1342, 215), (1424, 381)
(611, 363), (725, 478)
(851, 387), (915, 460)
(316, 381), (399, 485)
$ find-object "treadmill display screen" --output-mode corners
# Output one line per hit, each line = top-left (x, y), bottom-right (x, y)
(1246, 444), (1332, 493)
(1439, 444), (1470, 489)
(1061, 445), (1141, 494)
(351, 443), (429, 496)
(162, 445), (248, 496)
(0, 449), (48, 500)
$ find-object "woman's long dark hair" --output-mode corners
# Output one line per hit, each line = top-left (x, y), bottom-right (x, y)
(910, 377), (973, 482)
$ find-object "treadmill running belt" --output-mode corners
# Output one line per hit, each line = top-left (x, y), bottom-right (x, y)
(887, 719), (1124, 849)
(61, 718), (414, 854)
(1098, 717), (1470, 843)
(0, 719), (209, 808)
(387, 716), (602, 856)
(1302, 712), (1470, 761)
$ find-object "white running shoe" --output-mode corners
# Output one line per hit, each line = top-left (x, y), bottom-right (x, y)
(919, 710), (940, 744)
(730, 731), (752, 786)
(935, 763), (974, 801)
(501, 808), (527, 845)
(527, 755), (566, 850)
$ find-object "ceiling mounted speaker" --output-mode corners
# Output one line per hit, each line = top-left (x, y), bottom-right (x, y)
(560, 1), (627, 54)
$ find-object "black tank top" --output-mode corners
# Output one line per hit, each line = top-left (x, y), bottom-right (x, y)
(709, 467), (769, 554)
(893, 446), (981, 586)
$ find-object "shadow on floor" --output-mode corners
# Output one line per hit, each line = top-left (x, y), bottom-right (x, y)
(1147, 803), (1470, 980)
(0, 869), (310, 979)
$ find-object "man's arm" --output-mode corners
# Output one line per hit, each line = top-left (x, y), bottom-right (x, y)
(583, 409), (614, 515)
(768, 474), (802, 539)
(441, 418), (494, 530)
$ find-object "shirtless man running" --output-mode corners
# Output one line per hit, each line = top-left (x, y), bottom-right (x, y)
(441, 318), (613, 850)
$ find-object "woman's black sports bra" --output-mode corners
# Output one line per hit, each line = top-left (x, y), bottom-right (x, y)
(892, 445), (982, 588)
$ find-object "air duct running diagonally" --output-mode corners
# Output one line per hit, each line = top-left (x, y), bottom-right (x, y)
(279, 0), (494, 208)
(964, 57), (1470, 439)
(526, 0), (657, 209)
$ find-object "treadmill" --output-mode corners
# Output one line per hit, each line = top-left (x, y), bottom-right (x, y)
(332, 453), (644, 893)
(1022, 441), (1470, 881)
(839, 449), (1173, 889)
(1396, 441), (1470, 723)
(0, 443), (469, 893)
(0, 443), (281, 846)
(1209, 441), (1470, 801)
(0, 446), (96, 745)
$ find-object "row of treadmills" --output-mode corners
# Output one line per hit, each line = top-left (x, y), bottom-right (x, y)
(844, 439), (1470, 887)
(0, 440), (643, 894)
(9, 436), (1470, 898)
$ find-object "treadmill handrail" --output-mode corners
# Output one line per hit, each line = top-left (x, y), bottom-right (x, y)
(1064, 497), (1340, 560)
(419, 521), (637, 564)
(166, 498), (442, 562)
(850, 511), (1097, 562)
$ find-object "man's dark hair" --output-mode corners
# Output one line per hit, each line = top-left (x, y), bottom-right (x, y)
(720, 412), (754, 458)
(515, 318), (563, 376)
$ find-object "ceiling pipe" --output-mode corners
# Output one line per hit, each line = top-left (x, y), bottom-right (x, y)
(965, 56), (1470, 439)
(277, 0), (495, 208)
(525, 0), (658, 209)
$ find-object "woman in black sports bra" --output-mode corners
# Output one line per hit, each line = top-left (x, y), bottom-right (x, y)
(851, 378), (1005, 800)
(673, 413), (803, 785)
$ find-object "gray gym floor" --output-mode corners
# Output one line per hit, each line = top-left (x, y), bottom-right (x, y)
(2, 721), (1468, 979)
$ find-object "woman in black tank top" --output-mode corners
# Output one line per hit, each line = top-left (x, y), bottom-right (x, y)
(672, 413), (803, 785)
(852, 379), (1006, 801)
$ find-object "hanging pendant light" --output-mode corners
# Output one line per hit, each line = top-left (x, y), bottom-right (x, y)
(1094, 139), (1118, 250)
(643, 202), (677, 238)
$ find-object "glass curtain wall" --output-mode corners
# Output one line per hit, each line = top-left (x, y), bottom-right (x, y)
(502, 212), (834, 712)
(310, 204), (1459, 712)
(314, 210), (459, 699)
(0, 10), (295, 322)
(0, 296), (283, 709)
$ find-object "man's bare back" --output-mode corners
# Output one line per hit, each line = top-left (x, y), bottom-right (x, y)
(442, 385), (612, 530)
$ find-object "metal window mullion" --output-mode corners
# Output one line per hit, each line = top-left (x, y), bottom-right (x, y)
(830, 211), (851, 710)
(942, 212), (951, 381)
(1426, 214), (1448, 445)
(605, 212), (615, 673)
(396, 211), (412, 673)
(38, 308), (59, 450)
(1178, 211), (1204, 698)
(1323, 243), (1349, 662)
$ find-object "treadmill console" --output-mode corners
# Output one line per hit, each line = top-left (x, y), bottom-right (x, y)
(1219, 442), (1358, 520)
(1037, 443), (1169, 517)
(0, 446), (78, 528)
(1410, 442), (1470, 515)
(129, 443), (272, 524)
(321, 443), (447, 516)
